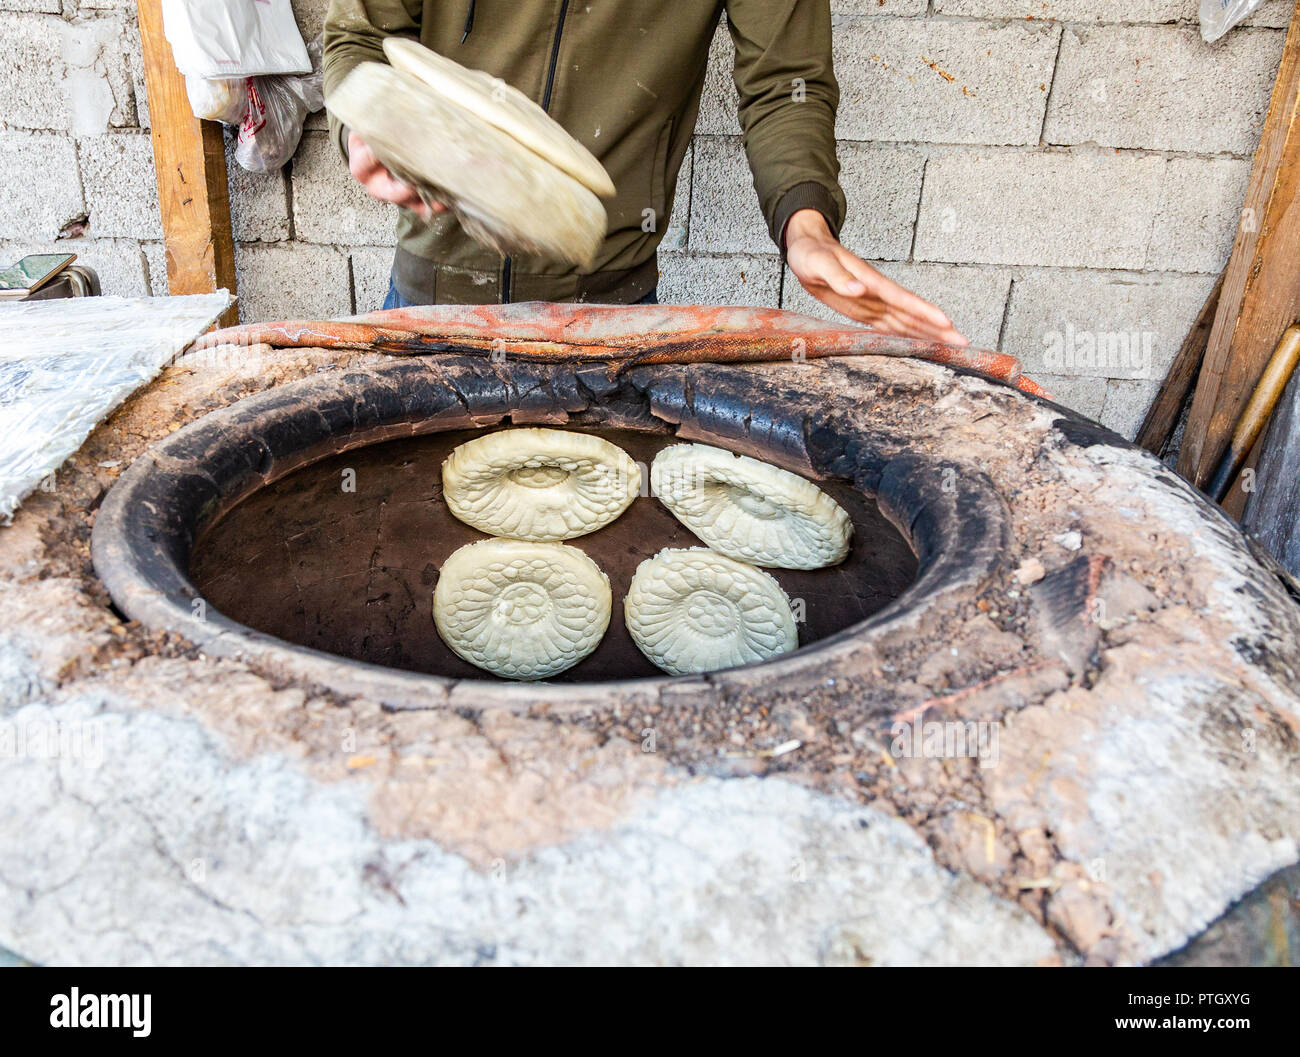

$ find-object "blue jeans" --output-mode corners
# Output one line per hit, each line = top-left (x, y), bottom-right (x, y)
(382, 275), (657, 309)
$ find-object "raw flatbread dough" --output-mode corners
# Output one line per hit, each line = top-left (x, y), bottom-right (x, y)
(624, 547), (798, 676)
(383, 37), (615, 198)
(442, 428), (640, 541)
(326, 62), (606, 266)
(433, 538), (611, 680)
(651, 443), (852, 570)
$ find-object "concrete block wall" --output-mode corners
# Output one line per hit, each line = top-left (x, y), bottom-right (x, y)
(0, 0), (1291, 438)
(690, 2), (1288, 439)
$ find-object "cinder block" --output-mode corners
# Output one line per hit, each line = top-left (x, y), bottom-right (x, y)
(833, 0), (928, 15)
(833, 20), (1059, 145)
(0, 131), (84, 240)
(290, 0), (330, 42)
(233, 242), (352, 323)
(699, 3), (935, 136)
(69, 16), (137, 132)
(687, 137), (772, 253)
(835, 143), (925, 262)
(658, 253), (782, 308)
(1100, 378), (1162, 440)
(78, 132), (162, 239)
(350, 245), (395, 313)
(73, 238), (149, 297)
(0, 237), (149, 297)
(1146, 156), (1251, 274)
(125, 16), (149, 130)
(1044, 26), (1284, 155)
(690, 137), (923, 257)
(0, 14), (71, 130)
(0, 14), (135, 134)
(935, 0), (1288, 20)
(291, 132), (397, 246)
(662, 141), (691, 252)
(1001, 269), (1218, 381)
(225, 130), (291, 243)
(300, 1), (329, 135)
(1245, 0), (1296, 28)
(781, 260), (1011, 350)
(914, 149), (1164, 270)
(697, 19), (740, 137)
(1030, 373), (1108, 420)
(932, 0), (1193, 19)
(142, 240), (167, 296)
(0, 2), (64, 13)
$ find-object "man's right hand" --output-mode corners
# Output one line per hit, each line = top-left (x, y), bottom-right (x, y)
(347, 132), (442, 220)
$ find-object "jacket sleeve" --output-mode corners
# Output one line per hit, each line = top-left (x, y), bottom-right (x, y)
(723, 0), (846, 251)
(323, 0), (424, 160)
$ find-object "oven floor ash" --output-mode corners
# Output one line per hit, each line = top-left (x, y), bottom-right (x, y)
(2, 341), (1299, 967)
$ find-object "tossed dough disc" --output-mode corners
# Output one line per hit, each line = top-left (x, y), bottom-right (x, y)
(383, 37), (615, 198)
(433, 538), (611, 680)
(326, 63), (606, 266)
(442, 428), (641, 541)
(624, 548), (798, 675)
(651, 443), (852, 570)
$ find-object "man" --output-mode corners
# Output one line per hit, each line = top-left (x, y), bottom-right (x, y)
(323, 1), (966, 344)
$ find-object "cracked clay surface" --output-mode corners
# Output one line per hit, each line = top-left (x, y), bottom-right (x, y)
(2, 342), (1298, 965)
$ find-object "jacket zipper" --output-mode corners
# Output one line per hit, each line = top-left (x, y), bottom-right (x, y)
(502, 0), (570, 304)
(542, 0), (570, 112)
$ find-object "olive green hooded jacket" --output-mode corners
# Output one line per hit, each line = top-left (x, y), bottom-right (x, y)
(323, 1), (845, 305)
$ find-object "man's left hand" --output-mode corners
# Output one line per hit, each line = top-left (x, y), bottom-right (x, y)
(785, 209), (968, 346)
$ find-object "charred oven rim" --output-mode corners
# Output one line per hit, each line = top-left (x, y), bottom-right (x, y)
(91, 357), (1014, 711)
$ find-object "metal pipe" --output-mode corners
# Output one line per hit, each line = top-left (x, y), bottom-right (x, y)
(1208, 324), (1300, 504)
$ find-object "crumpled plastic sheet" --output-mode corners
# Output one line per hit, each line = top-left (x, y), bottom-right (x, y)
(0, 293), (232, 523)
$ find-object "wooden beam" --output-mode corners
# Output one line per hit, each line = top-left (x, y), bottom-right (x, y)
(1178, 6), (1300, 488)
(1136, 272), (1222, 456)
(136, 0), (237, 325)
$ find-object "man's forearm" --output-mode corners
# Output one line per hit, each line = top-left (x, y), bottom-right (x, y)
(323, 0), (423, 158)
(724, 0), (846, 250)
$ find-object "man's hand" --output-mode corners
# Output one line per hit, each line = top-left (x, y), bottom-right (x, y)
(347, 132), (443, 220)
(785, 209), (968, 345)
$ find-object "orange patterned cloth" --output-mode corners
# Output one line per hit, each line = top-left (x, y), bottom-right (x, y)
(197, 303), (1050, 399)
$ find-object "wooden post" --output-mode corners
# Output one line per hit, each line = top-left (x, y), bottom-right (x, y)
(1178, 6), (1300, 489)
(136, 0), (238, 326)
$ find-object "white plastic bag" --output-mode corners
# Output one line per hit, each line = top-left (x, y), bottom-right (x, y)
(234, 78), (304, 171)
(185, 75), (249, 124)
(1200, 0), (1266, 42)
(234, 46), (324, 171)
(161, 0), (310, 78)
